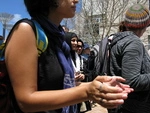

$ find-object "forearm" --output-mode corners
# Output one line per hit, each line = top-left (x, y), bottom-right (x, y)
(17, 84), (88, 112)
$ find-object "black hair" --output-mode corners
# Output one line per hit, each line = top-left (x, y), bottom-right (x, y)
(24, 0), (58, 17)
(77, 39), (84, 47)
(61, 25), (69, 32)
(64, 32), (78, 66)
(64, 32), (78, 49)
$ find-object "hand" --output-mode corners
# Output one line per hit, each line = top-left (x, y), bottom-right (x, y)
(99, 76), (133, 108)
(104, 76), (134, 93)
(75, 72), (85, 81)
(86, 76), (133, 109)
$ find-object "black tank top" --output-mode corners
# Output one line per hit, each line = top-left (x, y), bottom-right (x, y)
(13, 44), (64, 113)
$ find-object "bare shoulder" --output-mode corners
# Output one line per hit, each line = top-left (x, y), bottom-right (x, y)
(6, 21), (36, 47)
(10, 21), (35, 39)
(5, 21), (37, 58)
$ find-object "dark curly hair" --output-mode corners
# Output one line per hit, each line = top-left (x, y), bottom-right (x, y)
(24, 0), (58, 17)
(118, 21), (127, 32)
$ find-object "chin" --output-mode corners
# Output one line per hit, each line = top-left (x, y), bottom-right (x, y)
(65, 13), (75, 18)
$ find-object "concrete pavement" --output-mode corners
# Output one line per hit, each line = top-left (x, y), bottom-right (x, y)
(85, 104), (108, 113)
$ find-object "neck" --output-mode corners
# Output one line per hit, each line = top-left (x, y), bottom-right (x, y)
(132, 29), (143, 38)
(48, 13), (62, 26)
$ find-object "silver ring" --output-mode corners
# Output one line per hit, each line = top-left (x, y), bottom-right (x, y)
(99, 83), (103, 92)
(100, 98), (104, 104)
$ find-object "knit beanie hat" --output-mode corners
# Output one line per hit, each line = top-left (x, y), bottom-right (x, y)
(124, 4), (150, 29)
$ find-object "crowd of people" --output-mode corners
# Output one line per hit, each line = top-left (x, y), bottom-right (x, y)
(1, 0), (150, 113)
(59, 3), (150, 113)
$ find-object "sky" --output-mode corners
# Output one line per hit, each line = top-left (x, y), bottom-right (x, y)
(0, 0), (82, 38)
(0, 0), (30, 37)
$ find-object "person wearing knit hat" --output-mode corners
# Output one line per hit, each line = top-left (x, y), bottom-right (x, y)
(108, 4), (150, 113)
(124, 4), (150, 30)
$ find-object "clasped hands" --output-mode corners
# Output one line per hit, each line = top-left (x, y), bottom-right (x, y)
(87, 76), (133, 109)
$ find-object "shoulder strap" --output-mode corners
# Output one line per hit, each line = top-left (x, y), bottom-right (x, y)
(99, 36), (110, 64)
(98, 34), (114, 75)
(4, 19), (48, 57)
(31, 20), (48, 56)
(0, 43), (5, 61)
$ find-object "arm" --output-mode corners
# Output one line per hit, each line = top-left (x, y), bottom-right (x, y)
(5, 23), (131, 112)
(5, 23), (88, 112)
(121, 38), (150, 91)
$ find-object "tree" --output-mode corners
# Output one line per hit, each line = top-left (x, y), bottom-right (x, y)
(63, 0), (148, 45)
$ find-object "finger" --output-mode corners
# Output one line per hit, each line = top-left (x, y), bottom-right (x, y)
(122, 88), (134, 93)
(112, 76), (126, 82)
(119, 83), (130, 88)
(98, 83), (123, 93)
(98, 98), (124, 109)
(104, 77), (126, 87)
(75, 76), (80, 79)
(115, 83), (128, 90)
(116, 83), (134, 93)
(95, 76), (112, 82)
(98, 92), (128, 100)
(92, 97), (124, 109)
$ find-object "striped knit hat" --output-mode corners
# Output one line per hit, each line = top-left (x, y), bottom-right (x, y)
(124, 4), (150, 29)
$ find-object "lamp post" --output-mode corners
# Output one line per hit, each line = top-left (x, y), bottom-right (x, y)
(5, 23), (13, 31)
(0, 13), (14, 39)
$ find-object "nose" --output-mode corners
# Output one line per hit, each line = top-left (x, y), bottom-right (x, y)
(73, 0), (79, 3)
(75, 41), (78, 44)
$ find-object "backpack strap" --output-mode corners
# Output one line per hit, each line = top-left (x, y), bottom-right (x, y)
(32, 20), (48, 56)
(98, 36), (111, 75)
(0, 43), (5, 61)
(2, 18), (48, 57)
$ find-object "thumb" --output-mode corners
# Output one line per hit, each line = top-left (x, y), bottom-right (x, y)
(95, 76), (112, 82)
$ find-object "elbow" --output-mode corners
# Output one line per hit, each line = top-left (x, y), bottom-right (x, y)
(16, 97), (38, 112)
(17, 101), (34, 112)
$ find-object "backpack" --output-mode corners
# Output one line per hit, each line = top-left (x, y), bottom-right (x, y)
(92, 34), (114, 79)
(0, 19), (48, 112)
(82, 51), (97, 82)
